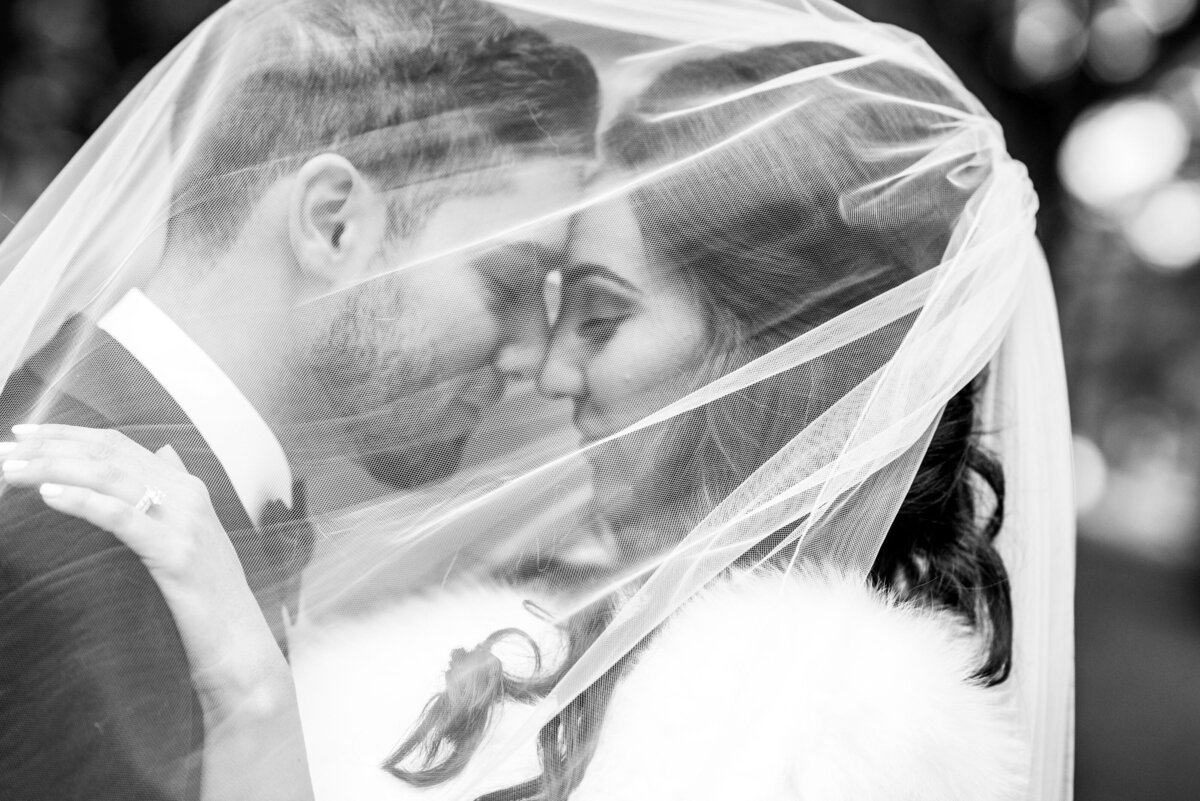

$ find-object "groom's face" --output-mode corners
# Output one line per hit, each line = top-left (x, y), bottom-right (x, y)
(311, 159), (581, 489)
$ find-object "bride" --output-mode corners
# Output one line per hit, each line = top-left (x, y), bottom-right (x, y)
(0, 1), (1074, 800)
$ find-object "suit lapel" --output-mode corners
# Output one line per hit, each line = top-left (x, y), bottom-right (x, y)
(16, 319), (315, 647)
(23, 318), (255, 533)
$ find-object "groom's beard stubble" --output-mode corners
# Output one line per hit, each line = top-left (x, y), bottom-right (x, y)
(307, 281), (499, 491)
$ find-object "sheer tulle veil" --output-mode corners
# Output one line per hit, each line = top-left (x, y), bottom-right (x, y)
(0, 0), (1073, 798)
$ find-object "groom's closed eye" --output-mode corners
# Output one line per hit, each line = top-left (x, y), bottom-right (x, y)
(474, 242), (563, 313)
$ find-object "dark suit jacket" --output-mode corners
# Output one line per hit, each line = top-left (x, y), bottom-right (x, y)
(0, 319), (308, 801)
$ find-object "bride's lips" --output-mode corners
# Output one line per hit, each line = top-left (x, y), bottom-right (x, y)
(573, 401), (614, 445)
(576, 420), (626, 452)
(574, 418), (610, 447)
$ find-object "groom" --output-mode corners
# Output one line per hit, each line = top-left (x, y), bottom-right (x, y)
(0, 0), (598, 799)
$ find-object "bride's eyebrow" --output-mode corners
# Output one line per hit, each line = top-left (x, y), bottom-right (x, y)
(562, 263), (638, 293)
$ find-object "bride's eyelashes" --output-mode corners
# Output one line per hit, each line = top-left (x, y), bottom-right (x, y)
(562, 277), (639, 345)
(578, 314), (627, 343)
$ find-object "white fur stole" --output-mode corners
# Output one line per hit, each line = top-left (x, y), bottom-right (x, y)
(290, 573), (1028, 801)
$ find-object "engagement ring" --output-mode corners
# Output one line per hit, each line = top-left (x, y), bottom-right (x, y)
(133, 486), (166, 514)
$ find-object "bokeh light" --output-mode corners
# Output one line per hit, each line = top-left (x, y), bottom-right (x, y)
(1088, 2), (1158, 83)
(1084, 401), (1200, 559)
(1124, 180), (1200, 271)
(1074, 433), (1109, 513)
(1058, 96), (1190, 211)
(1126, 0), (1197, 33)
(1012, 0), (1088, 83)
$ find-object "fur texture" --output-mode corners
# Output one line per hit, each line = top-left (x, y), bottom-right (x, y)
(291, 574), (1028, 800)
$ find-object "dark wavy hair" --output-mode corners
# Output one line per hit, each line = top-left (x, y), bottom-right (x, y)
(386, 40), (1011, 800)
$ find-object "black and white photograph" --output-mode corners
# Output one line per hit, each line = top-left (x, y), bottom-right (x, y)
(0, 0), (1197, 799)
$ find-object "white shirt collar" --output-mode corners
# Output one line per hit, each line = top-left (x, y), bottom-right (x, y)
(98, 288), (293, 522)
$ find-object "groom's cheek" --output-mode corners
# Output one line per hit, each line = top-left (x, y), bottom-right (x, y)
(416, 261), (510, 371)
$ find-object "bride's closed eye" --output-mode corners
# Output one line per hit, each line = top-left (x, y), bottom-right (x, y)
(560, 268), (640, 345)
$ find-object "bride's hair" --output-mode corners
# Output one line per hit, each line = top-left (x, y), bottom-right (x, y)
(388, 41), (1011, 800)
(167, 0), (598, 262)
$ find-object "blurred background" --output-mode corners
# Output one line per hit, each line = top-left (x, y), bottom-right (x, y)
(1, 0), (1198, 796)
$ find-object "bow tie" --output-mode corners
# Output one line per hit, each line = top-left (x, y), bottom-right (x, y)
(234, 480), (316, 658)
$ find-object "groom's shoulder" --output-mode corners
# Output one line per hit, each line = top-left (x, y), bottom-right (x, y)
(0, 354), (118, 568)
(0, 410), (202, 801)
(0, 363), (110, 432)
(0, 318), (113, 429)
(0, 337), (131, 578)
(0, 409), (124, 587)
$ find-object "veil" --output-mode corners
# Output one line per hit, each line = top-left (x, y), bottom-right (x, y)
(0, 0), (1073, 799)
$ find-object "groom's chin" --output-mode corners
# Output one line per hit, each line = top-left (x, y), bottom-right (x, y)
(360, 435), (472, 489)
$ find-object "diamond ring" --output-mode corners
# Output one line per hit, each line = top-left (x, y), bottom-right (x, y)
(133, 486), (166, 515)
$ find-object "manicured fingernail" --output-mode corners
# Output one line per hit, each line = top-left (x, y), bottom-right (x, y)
(2, 460), (28, 473)
(12, 425), (38, 437)
(0, 443), (15, 455)
(39, 484), (63, 498)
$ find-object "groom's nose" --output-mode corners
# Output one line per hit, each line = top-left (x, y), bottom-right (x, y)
(495, 337), (542, 381)
(494, 313), (548, 382)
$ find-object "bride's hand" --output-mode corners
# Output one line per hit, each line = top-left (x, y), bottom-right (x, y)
(0, 423), (289, 719)
(2, 423), (314, 800)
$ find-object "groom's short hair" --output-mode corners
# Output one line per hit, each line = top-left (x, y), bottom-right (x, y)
(167, 0), (599, 258)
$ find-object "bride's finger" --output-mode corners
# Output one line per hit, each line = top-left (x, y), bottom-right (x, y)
(156, 444), (186, 470)
(37, 483), (160, 553)
(2, 455), (164, 508)
(1, 437), (156, 466)
(9, 425), (183, 476)
(11, 423), (126, 445)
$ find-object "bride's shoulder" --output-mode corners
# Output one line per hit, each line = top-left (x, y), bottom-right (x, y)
(575, 571), (1030, 801)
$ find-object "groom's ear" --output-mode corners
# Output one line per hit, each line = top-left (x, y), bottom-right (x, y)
(289, 153), (387, 288)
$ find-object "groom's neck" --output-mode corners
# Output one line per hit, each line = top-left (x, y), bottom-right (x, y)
(143, 252), (295, 433)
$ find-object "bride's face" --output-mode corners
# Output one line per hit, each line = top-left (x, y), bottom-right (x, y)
(540, 191), (711, 531)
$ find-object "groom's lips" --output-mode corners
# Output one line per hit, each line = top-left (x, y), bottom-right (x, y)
(458, 367), (505, 411)
(439, 368), (504, 438)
